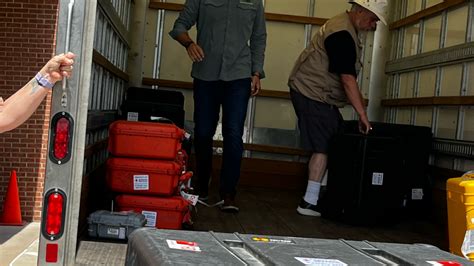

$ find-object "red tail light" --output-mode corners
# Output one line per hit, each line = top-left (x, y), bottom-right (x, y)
(46, 193), (64, 235)
(49, 112), (74, 164)
(53, 118), (70, 160)
(42, 189), (66, 240)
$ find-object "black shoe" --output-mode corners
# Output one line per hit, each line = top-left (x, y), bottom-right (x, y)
(198, 192), (209, 201)
(220, 194), (239, 213)
(296, 199), (321, 217)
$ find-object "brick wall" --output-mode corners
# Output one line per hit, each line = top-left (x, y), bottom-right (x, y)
(0, 0), (59, 222)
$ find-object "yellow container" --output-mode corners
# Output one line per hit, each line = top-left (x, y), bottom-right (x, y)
(447, 171), (474, 260)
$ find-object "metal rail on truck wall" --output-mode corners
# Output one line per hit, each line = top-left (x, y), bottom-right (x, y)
(37, 0), (97, 265)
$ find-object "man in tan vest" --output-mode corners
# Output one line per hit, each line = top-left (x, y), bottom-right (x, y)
(288, 0), (388, 216)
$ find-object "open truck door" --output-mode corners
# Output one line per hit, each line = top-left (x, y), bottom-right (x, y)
(37, 0), (97, 264)
(37, 0), (131, 263)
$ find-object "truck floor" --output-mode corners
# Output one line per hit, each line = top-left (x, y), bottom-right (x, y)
(75, 185), (447, 265)
(192, 185), (446, 250)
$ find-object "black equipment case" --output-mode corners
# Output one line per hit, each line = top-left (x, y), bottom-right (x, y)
(121, 87), (185, 128)
(87, 210), (146, 240)
(322, 121), (432, 224)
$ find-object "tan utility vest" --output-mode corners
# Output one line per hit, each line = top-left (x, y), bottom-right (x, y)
(288, 12), (362, 107)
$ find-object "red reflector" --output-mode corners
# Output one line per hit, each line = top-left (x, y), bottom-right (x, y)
(45, 193), (64, 236)
(53, 117), (70, 160)
(46, 243), (58, 262)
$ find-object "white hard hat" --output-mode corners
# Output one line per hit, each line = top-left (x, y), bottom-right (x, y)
(349, 0), (388, 25)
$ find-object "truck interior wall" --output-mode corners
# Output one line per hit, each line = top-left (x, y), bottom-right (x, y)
(142, 0), (474, 227)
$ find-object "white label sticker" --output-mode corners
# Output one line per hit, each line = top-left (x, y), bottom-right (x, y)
(411, 188), (424, 200)
(166, 239), (201, 252)
(427, 261), (462, 266)
(184, 132), (191, 139)
(133, 175), (149, 190)
(461, 229), (474, 259)
(142, 211), (157, 227)
(180, 190), (198, 206)
(119, 227), (126, 239)
(107, 227), (119, 236)
(372, 172), (384, 185)
(127, 112), (139, 121)
(295, 257), (347, 266)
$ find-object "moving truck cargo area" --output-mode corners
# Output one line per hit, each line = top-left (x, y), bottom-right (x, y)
(0, 0), (474, 265)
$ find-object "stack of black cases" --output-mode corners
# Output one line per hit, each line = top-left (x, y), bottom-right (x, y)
(120, 87), (185, 128)
(125, 228), (470, 265)
(322, 121), (432, 225)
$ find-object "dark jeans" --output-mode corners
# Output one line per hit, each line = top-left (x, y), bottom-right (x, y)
(193, 78), (251, 198)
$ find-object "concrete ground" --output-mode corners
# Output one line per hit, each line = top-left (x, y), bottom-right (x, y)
(0, 222), (128, 266)
(0, 222), (39, 266)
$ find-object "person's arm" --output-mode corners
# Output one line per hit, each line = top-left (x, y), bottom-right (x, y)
(250, 0), (267, 96)
(175, 32), (204, 62)
(340, 74), (370, 134)
(324, 31), (371, 134)
(169, 0), (204, 62)
(0, 52), (75, 133)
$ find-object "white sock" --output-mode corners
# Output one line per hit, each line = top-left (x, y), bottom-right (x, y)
(303, 181), (321, 205)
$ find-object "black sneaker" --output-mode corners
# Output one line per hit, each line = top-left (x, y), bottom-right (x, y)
(296, 199), (321, 217)
(220, 194), (239, 213)
(198, 192), (209, 201)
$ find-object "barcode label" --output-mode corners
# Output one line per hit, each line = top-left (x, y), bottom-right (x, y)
(142, 211), (157, 227)
(119, 228), (126, 239)
(411, 188), (424, 200)
(107, 227), (119, 236)
(127, 112), (139, 121)
(372, 172), (384, 185)
(133, 175), (149, 190)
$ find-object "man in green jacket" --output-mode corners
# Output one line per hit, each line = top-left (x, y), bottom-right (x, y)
(170, 0), (267, 212)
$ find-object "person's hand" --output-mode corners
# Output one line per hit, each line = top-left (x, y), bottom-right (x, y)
(251, 75), (261, 96)
(0, 97), (3, 113)
(39, 52), (76, 84)
(358, 115), (372, 135)
(186, 43), (204, 62)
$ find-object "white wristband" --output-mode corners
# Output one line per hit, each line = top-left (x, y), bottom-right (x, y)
(35, 72), (54, 89)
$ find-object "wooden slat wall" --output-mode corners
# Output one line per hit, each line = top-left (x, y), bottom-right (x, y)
(92, 50), (129, 81)
(143, 77), (292, 99)
(381, 96), (474, 107)
(213, 140), (310, 156)
(148, 1), (328, 26)
(149, 0), (468, 30)
(389, 0), (468, 30)
(188, 155), (308, 190)
(142, 78), (370, 103)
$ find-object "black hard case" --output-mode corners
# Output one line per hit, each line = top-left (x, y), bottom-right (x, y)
(87, 210), (146, 240)
(126, 87), (184, 107)
(120, 87), (186, 128)
(343, 121), (433, 215)
(323, 132), (405, 225)
(121, 101), (185, 128)
(322, 121), (432, 224)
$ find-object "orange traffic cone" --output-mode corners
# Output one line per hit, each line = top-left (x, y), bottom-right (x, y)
(0, 170), (22, 225)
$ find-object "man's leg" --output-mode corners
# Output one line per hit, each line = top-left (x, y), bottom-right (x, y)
(300, 153), (327, 211)
(220, 78), (251, 211)
(290, 89), (340, 217)
(193, 79), (222, 199)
